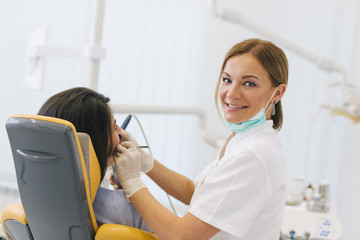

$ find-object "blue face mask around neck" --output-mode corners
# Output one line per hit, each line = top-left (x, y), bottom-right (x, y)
(225, 109), (266, 133)
(224, 87), (278, 134)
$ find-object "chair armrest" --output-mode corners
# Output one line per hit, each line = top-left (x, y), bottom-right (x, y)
(1, 203), (27, 226)
(95, 224), (159, 240)
(1, 203), (28, 239)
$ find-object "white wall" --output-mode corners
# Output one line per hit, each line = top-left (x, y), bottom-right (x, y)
(0, 0), (94, 176)
(0, 0), (359, 238)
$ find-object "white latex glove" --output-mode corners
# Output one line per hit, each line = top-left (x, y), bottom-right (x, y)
(119, 128), (154, 173)
(114, 141), (147, 201)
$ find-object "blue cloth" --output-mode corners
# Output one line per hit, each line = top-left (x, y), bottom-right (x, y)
(225, 109), (266, 134)
(93, 187), (151, 232)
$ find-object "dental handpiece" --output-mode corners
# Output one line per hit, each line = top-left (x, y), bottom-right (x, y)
(119, 114), (132, 139)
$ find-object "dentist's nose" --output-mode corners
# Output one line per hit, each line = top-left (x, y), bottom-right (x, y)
(226, 84), (241, 100)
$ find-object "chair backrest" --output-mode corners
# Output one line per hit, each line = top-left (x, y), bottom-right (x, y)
(5, 114), (100, 240)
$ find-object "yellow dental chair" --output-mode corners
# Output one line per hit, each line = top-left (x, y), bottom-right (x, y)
(1, 114), (159, 240)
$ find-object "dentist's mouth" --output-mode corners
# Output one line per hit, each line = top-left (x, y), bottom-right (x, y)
(227, 103), (247, 109)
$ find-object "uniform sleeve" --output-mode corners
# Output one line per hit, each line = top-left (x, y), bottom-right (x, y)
(188, 151), (271, 239)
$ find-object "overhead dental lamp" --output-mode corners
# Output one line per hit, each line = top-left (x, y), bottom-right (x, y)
(209, 0), (360, 124)
(323, 82), (360, 124)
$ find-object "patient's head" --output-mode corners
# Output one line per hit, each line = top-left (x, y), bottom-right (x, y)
(38, 87), (120, 181)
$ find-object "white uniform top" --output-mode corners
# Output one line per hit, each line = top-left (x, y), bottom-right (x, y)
(93, 187), (151, 232)
(189, 121), (286, 240)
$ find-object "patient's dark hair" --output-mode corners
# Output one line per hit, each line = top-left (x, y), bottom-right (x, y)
(38, 87), (112, 181)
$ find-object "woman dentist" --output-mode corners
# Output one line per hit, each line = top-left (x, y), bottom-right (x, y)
(114, 38), (288, 240)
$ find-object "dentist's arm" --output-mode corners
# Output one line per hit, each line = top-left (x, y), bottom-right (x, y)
(130, 188), (219, 240)
(146, 160), (194, 205)
(118, 128), (194, 204)
(114, 142), (220, 240)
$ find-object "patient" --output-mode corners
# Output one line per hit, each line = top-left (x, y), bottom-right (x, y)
(37, 87), (151, 231)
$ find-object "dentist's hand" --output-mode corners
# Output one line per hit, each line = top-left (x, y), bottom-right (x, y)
(114, 141), (146, 201)
(119, 128), (154, 173)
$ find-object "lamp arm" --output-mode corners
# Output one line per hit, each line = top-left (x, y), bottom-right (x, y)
(209, 0), (346, 81)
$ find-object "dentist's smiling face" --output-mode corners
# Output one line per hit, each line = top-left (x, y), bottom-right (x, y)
(220, 53), (275, 124)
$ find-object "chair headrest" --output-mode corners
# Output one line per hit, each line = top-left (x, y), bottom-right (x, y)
(77, 133), (101, 202)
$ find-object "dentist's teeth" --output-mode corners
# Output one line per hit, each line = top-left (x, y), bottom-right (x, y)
(228, 104), (245, 109)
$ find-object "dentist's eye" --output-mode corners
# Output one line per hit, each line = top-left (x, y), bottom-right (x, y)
(244, 81), (256, 87)
(222, 78), (232, 84)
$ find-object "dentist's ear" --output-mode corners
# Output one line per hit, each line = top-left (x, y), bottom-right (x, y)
(275, 84), (287, 102)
